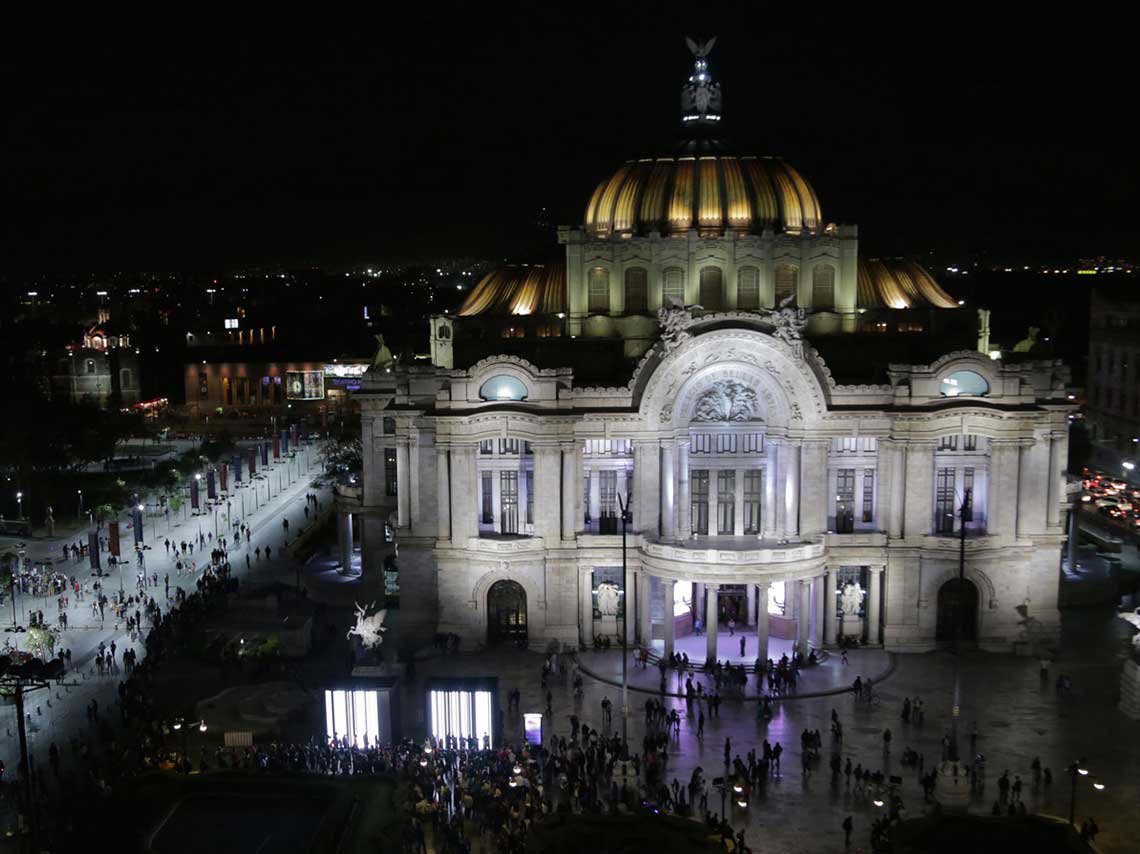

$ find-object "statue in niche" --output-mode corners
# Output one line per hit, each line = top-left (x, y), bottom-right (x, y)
(693, 380), (759, 422)
(596, 582), (622, 616)
(840, 582), (864, 617)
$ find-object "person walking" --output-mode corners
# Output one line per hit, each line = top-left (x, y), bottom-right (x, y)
(697, 710), (705, 739)
(842, 815), (853, 847)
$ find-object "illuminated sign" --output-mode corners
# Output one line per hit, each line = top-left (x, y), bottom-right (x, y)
(523, 713), (543, 746)
(224, 318), (239, 329)
(286, 370), (325, 400)
(323, 363), (369, 378)
(324, 688), (384, 748)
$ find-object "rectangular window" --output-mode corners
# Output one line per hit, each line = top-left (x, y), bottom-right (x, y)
(663, 268), (684, 306)
(716, 434), (737, 454)
(498, 438), (519, 455)
(479, 439), (494, 455)
(737, 266), (760, 310)
(742, 433), (764, 453)
(862, 468), (875, 524)
(385, 449), (398, 497)
(963, 434), (977, 451)
(935, 467), (956, 533)
(691, 470), (710, 535)
(583, 473), (591, 523)
(599, 470), (618, 518)
(199, 372), (209, 399)
(938, 436), (959, 451)
(963, 467), (975, 505)
(481, 472), (494, 524)
(525, 470), (534, 525)
(743, 470), (762, 534)
(836, 468), (856, 533)
(500, 471), (519, 534)
(223, 376), (233, 405)
(588, 268), (609, 313)
(716, 470), (735, 534)
(691, 434), (712, 454)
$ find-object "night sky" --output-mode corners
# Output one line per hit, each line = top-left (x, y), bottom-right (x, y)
(4, 7), (1136, 271)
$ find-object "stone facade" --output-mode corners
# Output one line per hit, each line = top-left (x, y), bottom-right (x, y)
(356, 316), (1074, 656)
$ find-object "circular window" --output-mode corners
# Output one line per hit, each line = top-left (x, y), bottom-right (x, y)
(479, 375), (529, 401)
(940, 370), (989, 397)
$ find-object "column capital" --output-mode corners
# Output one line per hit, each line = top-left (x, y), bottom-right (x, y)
(559, 440), (579, 452)
(435, 442), (451, 452)
(868, 565), (885, 574)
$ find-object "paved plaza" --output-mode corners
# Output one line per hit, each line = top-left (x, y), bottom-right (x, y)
(406, 605), (1139, 854)
(0, 450), (330, 820)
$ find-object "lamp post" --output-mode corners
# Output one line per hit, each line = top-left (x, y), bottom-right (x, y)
(617, 493), (633, 750)
(77, 489), (83, 522)
(948, 488), (972, 764)
(1067, 759), (1105, 825)
(16, 491), (22, 521)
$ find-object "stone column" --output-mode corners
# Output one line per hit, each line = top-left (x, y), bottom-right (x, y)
(677, 439), (692, 539)
(756, 584), (770, 662)
(660, 441), (676, 540)
(902, 441), (934, 538)
(449, 444), (477, 542)
(338, 511), (353, 572)
(746, 583), (757, 627)
(886, 440), (906, 538)
(1018, 435), (1048, 538)
(561, 442), (578, 541)
(637, 573), (652, 646)
(824, 567), (839, 645)
(797, 579), (811, 651)
(799, 440), (829, 538)
(988, 439), (1020, 539)
(395, 438), (410, 529)
(408, 436), (422, 533)
(785, 441), (802, 537)
(1067, 504), (1078, 570)
(588, 470), (601, 524)
(1046, 433), (1062, 528)
(579, 568), (594, 647)
(633, 441), (660, 535)
(436, 446), (451, 541)
(624, 567), (636, 646)
(533, 445), (561, 541)
(763, 441), (780, 539)
(705, 582), (719, 663)
(812, 573), (825, 649)
(867, 566), (883, 645)
(662, 578), (676, 659)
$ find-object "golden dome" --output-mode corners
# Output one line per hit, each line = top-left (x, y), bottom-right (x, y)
(584, 154), (823, 238)
(857, 258), (958, 309)
(458, 262), (567, 316)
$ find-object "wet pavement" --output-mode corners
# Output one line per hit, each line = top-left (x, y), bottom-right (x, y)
(405, 605), (1140, 854)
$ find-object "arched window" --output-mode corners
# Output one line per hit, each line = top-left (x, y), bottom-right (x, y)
(774, 264), (797, 306)
(588, 267), (610, 313)
(624, 267), (648, 312)
(662, 267), (685, 307)
(699, 267), (723, 310)
(939, 370), (990, 397)
(479, 375), (529, 401)
(737, 266), (760, 310)
(812, 264), (835, 309)
(119, 368), (132, 388)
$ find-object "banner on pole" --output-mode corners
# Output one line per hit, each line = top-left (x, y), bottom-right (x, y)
(233, 455), (242, 483)
(219, 462), (228, 492)
(108, 521), (120, 557)
(249, 447), (257, 476)
(281, 429), (289, 455)
(207, 469), (217, 500)
(261, 442), (269, 466)
(133, 507), (144, 544)
(273, 434), (281, 459)
(88, 530), (101, 570)
(191, 477), (200, 510)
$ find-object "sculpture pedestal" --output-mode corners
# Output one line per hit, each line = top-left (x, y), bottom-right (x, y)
(934, 760), (971, 813)
(1119, 657), (1140, 719)
(838, 615), (865, 643)
(597, 616), (618, 642)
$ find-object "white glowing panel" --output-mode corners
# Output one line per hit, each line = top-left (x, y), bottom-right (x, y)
(324, 689), (383, 748)
(673, 582), (689, 617)
(768, 580), (785, 616)
(429, 689), (494, 749)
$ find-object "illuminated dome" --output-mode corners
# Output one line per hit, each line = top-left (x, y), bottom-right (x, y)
(458, 262), (567, 316)
(857, 258), (958, 309)
(584, 154), (823, 239)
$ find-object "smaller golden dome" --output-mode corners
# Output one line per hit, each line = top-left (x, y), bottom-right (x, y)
(458, 262), (567, 317)
(858, 258), (958, 309)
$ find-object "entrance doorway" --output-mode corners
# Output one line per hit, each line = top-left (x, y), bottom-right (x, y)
(936, 578), (978, 643)
(487, 580), (528, 644)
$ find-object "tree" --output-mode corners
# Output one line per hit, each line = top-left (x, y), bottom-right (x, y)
(25, 625), (60, 660)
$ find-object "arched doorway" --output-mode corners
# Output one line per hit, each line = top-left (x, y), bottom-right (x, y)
(936, 579), (978, 643)
(487, 580), (527, 644)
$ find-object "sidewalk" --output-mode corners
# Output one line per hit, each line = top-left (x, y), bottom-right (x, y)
(0, 450), (332, 790)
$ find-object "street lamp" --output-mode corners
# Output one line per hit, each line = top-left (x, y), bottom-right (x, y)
(1067, 759), (1104, 825)
(15, 492), (22, 521)
(77, 489), (83, 521)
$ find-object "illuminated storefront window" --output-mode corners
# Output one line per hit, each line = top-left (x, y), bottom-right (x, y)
(429, 689), (494, 748)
